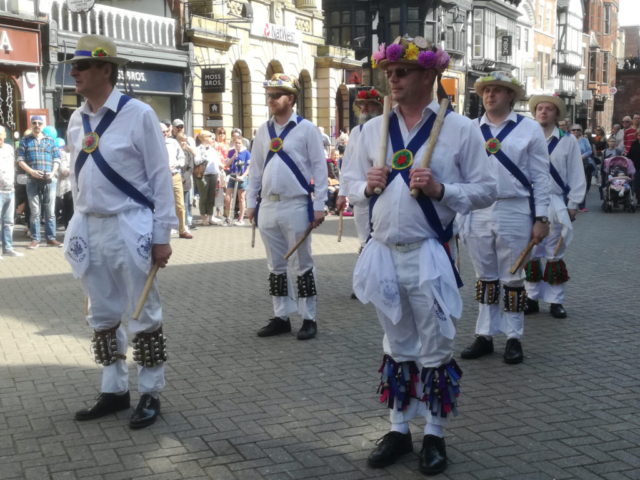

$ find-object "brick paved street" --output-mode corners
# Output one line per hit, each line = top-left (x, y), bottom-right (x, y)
(1, 188), (639, 480)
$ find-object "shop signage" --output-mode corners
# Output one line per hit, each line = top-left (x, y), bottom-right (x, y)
(345, 68), (362, 85)
(250, 21), (302, 45)
(57, 66), (183, 95)
(206, 116), (223, 127)
(609, 87), (617, 95)
(209, 103), (221, 114)
(441, 78), (458, 104)
(67, 0), (95, 13)
(201, 68), (225, 93)
(501, 36), (512, 57)
(0, 27), (40, 67)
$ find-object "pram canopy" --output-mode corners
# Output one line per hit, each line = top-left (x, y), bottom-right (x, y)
(604, 156), (635, 178)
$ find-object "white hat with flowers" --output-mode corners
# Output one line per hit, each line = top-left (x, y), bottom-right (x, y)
(372, 35), (451, 73)
(474, 71), (525, 101)
(263, 73), (300, 97)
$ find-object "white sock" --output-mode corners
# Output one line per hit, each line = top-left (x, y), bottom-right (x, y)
(391, 422), (409, 434)
(424, 423), (443, 437)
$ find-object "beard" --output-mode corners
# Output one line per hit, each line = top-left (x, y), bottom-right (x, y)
(359, 113), (374, 124)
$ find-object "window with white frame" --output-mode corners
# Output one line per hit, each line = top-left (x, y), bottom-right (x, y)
(473, 9), (483, 57)
(516, 26), (521, 50)
(424, 9), (437, 44)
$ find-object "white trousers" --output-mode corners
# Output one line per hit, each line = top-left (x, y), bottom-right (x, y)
(465, 199), (532, 340)
(258, 197), (316, 320)
(527, 220), (566, 304)
(353, 204), (371, 248)
(376, 246), (454, 426)
(82, 216), (165, 394)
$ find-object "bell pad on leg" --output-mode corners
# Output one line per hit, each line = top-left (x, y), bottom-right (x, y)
(378, 355), (420, 412)
(297, 269), (317, 298)
(475, 280), (500, 304)
(543, 260), (570, 285)
(421, 359), (463, 419)
(269, 272), (288, 297)
(132, 325), (167, 367)
(503, 285), (527, 312)
(92, 322), (126, 367)
(524, 260), (543, 282)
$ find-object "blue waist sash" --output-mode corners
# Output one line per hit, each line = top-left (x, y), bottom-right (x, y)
(548, 136), (570, 200)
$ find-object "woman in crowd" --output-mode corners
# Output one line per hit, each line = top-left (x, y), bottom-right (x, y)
(594, 126), (608, 156)
(195, 130), (224, 225)
(215, 127), (229, 159)
(224, 136), (251, 226)
(625, 129), (640, 196)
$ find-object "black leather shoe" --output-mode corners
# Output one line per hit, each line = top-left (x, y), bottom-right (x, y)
(550, 303), (567, 318)
(367, 431), (413, 468)
(504, 338), (524, 365)
(75, 392), (130, 421)
(419, 434), (447, 476)
(129, 394), (160, 429)
(257, 317), (291, 337)
(524, 298), (539, 315)
(460, 335), (494, 359)
(351, 292), (357, 299)
(297, 319), (317, 340)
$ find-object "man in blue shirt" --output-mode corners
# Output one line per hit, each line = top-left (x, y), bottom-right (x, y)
(17, 116), (61, 248)
(224, 136), (251, 225)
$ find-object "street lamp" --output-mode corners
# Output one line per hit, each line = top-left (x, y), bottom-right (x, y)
(453, 12), (464, 35)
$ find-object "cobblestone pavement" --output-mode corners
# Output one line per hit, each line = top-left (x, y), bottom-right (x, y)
(0, 188), (639, 480)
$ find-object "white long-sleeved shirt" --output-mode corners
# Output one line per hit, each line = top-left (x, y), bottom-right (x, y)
(343, 100), (497, 245)
(340, 123), (364, 199)
(477, 111), (550, 218)
(247, 111), (328, 211)
(547, 128), (587, 210)
(166, 137), (184, 174)
(67, 88), (178, 244)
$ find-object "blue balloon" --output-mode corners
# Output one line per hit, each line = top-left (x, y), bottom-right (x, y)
(43, 125), (58, 138)
(56, 138), (66, 148)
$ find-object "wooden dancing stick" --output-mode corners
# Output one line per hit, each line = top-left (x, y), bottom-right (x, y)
(251, 220), (256, 248)
(410, 98), (450, 199)
(373, 96), (392, 195)
(133, 263), (160, 320)
(337, 211), (343, 242)
(284, 225), (314, 260)
(85, 297), (89, 325)
(553, 235), (563, 256)
(509, 239), (537, 275)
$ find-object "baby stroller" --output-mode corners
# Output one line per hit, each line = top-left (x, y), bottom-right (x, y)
(602, 156), (636, 213)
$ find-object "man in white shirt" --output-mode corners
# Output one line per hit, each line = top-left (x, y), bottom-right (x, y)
(62, 35), (178, 429)
(246, 73), (327, 341)
(344, 37), (497, 475)
(612, 124), (625, 151)
(460, 71), (550, 365)
(161, 122), (192, 239)
(0, 128), (23, 258)
(523, 95), (586, 319)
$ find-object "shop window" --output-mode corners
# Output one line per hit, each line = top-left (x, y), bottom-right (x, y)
(589, 51), (597, 83)
(602, 52), (609, 84)
(331, 11), (340, 25)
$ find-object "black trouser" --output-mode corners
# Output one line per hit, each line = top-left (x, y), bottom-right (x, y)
(56, 191), (74, 229)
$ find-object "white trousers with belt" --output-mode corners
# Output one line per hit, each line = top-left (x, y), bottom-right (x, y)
(82, 215), (165, 394)
(353, 204), (371, 248)
(464, 198), (532, 339)
(258, 196), (316, 320)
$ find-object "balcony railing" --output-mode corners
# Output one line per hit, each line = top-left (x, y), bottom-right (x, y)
(49, 0), (176, 48)
(557, 50), (582, 71)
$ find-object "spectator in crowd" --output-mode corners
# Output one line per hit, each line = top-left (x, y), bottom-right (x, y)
(224, 136), (251, 226)
(318, 126), (331, 157)
(625, 129), (640, 195)
(161, 122), (192, 239)
(563, 118), (571, 134)
(0, 127), (23, 258)
(623, 114), (638, 154)
(231, 128), (251, 150)
(571, 124), (593, 212)
(17, 116), (61, 249)
(612, 124), (625, 151)
(55, 138), (73, 230)
(161, 119), (172, 131)
(326, 148), (340, 213)
(557, 119), (567, 133)
(194, 130), (223, 225)
(600, 136), (623, 199)
(336, 127), (349, 148)
(172, 119), (196, 148)
(215, 127), (229, 159)
(594, 126), (607, 155)
(176, 132), (196, 230)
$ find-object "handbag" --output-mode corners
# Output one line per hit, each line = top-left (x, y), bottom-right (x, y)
(193, 162), (206, 179)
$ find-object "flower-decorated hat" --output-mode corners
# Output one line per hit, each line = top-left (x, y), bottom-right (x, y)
(354, 88), (383, 108)
(372, 36), (450, 73)
(263, 73), (300, 97)
(474, 71), (525, 101)
(529, 93), (567, 120)
(61, 34), (129, 66)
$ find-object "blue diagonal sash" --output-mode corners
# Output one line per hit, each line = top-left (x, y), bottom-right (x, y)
(481, 115), (535, 218)
(75, 95), (154, 210)
(548, 137), (571, 198)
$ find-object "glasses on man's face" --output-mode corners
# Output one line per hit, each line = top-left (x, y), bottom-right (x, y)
(31, 121), (43, 126)
(572, 129), (582, 132)
(175, 125), (184, 129)
(267, 92), (288, 100)
(73, 61), (97, 72)
(384, 68), (420, 79)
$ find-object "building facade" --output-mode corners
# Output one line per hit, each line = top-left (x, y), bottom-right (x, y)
(555, 0), (584, 121)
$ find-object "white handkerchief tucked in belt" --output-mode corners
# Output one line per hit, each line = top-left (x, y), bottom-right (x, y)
(118, 208), (154, 273)
(64, 212), (90, 279)
(549, 194), (573, 247)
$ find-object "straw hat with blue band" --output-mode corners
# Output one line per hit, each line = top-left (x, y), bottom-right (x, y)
(528, 94), (567, 121)
(61, 35), (129, 66)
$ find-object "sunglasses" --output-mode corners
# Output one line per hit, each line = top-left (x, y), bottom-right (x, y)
(175, 125), (184, 129)
(385, 68), (420, 79)
(31, 121), (43, 126)
(73, 61), (99, 72)
(571, 129), (582, 132)
(267, 92), (289, 100)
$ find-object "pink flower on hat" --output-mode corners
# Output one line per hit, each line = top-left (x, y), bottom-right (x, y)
(435, 48), (450, 70)
(372, 43), (386, 63)
(418, 51), (437, 69)
(386, 44), (404, 63)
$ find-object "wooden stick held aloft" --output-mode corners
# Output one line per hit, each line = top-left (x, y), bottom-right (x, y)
(133, 263), (160, 320)
(509, 239), (536, 275)
(553, 235), (563, 256)
(410, 98), (449, 199)
(285, 225), (314, 260)
(373, 96), (392, 195)
(337, 211), (343, 242)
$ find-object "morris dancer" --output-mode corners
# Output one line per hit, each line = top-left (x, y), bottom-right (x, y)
(345, 36), (496, 475)
(63, 35), (177, 428)
(524, 95), (586, 318)
(338, 88), (384, 298)
(246, 74), (327, 341)
(460, 72), (550, 365)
